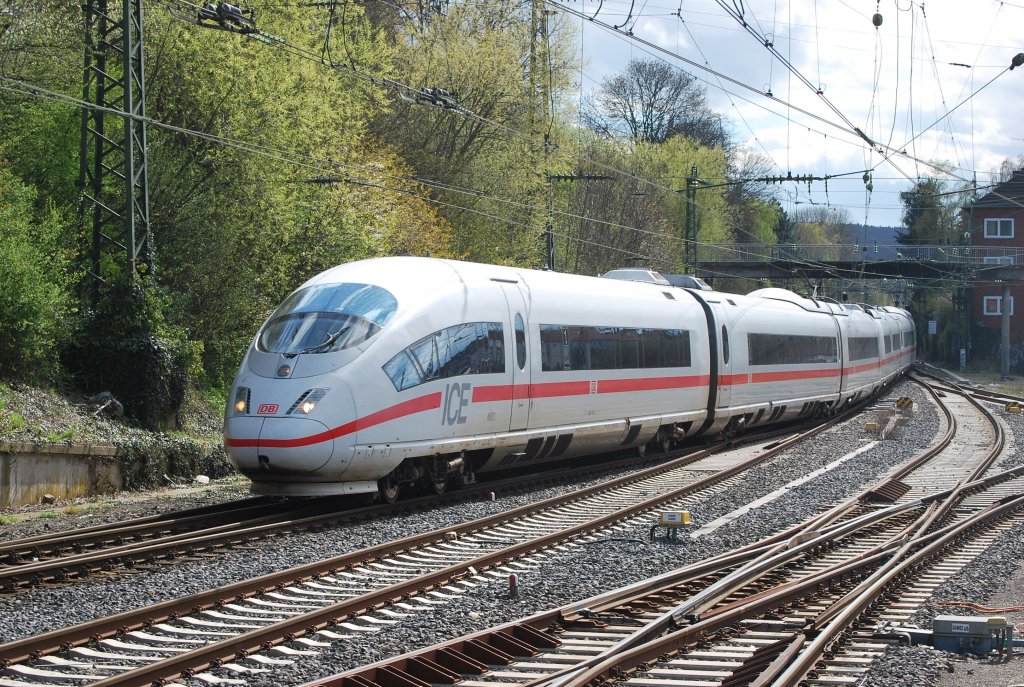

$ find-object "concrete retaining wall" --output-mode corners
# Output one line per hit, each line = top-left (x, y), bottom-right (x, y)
(0, 442), (123, 508)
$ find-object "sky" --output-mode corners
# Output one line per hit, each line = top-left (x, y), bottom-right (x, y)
(564, 0), (1024, 231)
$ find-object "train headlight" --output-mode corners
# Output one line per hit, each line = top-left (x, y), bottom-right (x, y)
(287, 388), (329, 415)
(233, 386), (250, 415)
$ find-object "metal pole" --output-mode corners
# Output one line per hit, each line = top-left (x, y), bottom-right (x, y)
(686, 164), (697, 272)
(1001, 281), (1011, 379)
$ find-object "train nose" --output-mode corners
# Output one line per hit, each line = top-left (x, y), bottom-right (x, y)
(225, 415), (336, 475)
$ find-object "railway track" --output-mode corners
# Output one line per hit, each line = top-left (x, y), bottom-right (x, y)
(286, 375), (1024, 687)
(0, 399), (879, 686)
(0, 445), (727, 593)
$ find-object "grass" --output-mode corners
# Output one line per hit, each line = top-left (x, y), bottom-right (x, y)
(35, 510), (62, 520)
(0, 411), (25, 436)
(44, 428), (75, 442)
(959, 370), (1024, 397)
(0, 515), (17, 526)
(63, 500), (111, 516)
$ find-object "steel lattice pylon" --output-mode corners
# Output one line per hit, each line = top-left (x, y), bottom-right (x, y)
(78, 0), (152, 301)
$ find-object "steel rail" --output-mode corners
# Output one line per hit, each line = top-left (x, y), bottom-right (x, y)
(525, 375), (963, 687)
(299, 379), (1023, 687)
(296, 502), (929, 687)
(304, 489), (1024, 687)
(775, 491), (1024, 686)
(907, 373), (1005, 531)
(0, 440), (728, 592)
(0, 496), (272, 553)
(0, 417), (818, 593)
(547, 489), (1024, 687)
(0, 412), (841, 673)
(0, 498), (353, 587)
(560, 380), (1010, 687)
(74, 421), (848, 687)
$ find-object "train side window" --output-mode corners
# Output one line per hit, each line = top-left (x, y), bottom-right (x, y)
(721, 325), (730, 365)
(747, 333), (837, 365)
(515, 314), (527, 371)
(383, 322), (505, 391)
(382, 351), (422, 391)
(849, 336), (879, 361)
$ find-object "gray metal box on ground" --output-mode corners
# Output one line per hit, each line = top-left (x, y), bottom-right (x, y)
(931, 615), (1006, 654)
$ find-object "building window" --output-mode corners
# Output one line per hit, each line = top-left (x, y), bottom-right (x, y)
(982, 255), (1016, 265)
(984, 218), (1014, 239)
(983, 296), (1015, 316)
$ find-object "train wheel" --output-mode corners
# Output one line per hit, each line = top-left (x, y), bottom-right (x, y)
(430, 475), (448, 496)
(635, 442), (647, 458)
(657, 429), (673, 453)
(378, 475), (400, 504)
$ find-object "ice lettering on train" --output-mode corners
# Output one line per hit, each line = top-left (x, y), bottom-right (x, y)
(442, 382), (471, 425)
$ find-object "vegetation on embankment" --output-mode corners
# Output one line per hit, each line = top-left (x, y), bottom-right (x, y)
(0, 381), (233, 492)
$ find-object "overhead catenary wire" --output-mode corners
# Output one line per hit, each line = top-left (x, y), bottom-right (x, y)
(8, 72), (969, 289)
(14, 82), (989, 293)
(150, 0), (855, 259)
(23, 0), (1021, 281)
(0, 75), (795, 269)
(552, 0), (1001, 192)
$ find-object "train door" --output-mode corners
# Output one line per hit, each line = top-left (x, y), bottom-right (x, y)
(497, 281), (532, 431)
(717, 321), (732, 410)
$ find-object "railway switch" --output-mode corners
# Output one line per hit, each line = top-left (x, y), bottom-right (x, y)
(650, 511), (692, 540)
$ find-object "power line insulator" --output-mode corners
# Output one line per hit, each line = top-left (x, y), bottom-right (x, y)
(872, 13), (883, 27)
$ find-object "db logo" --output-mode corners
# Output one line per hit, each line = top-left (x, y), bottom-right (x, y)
(257, 404), (279, 415)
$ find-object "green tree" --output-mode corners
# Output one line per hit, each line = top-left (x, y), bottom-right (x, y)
(897, 177), (963, 245)
(372, 0), (576, 265)
(140, 5), (456, 384)
(0, 162), (76, 380)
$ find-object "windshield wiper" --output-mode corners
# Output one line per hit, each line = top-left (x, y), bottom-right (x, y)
(292, 326), (350, 356)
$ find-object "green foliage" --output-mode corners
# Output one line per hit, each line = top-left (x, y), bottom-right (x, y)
(0, 4), (82, 208)
(376, 0), (575, 266)
(0, 163), (75, 380)
(898, 176), (969, 245)
(65, 276), (196, 429)
(45, 428), (75, 442)
(0, 412), (27, 435)
(0, 0), (811, 399)
(142, 5), (456, 385)
(0, 516), (17, 526)
(118, 436), (232, 490)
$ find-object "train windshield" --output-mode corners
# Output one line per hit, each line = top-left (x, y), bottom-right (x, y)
(258, 283), (398, 355)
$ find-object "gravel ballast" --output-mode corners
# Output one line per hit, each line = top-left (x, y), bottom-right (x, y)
(4, 379), (1020, 687)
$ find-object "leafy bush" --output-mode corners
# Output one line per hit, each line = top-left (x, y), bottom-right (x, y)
(118, 436), (232, 490)
(65, 277), (199, 430)
(0, 163), (74, 380)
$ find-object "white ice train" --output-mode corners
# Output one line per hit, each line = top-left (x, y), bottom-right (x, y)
(224, 257), (915, 500)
